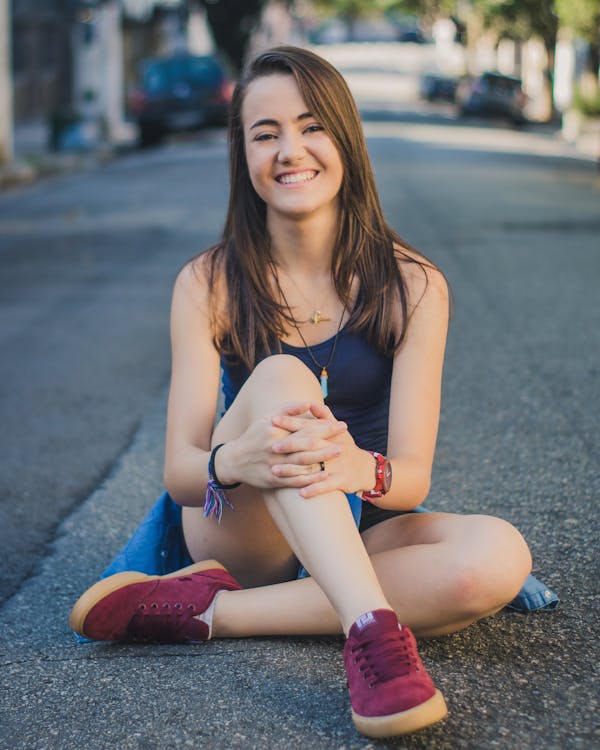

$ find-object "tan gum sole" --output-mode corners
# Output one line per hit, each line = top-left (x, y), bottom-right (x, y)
(68, 559), (227, 638)
(352, 689), (448, 738)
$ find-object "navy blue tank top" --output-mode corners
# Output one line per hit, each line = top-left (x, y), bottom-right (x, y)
(221, 327), (393, 455)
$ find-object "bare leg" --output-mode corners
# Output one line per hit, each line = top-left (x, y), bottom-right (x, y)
(260, 485), (389, 633)
(184, 355), (390, 634)
(184, 355), (531, 639)
(211, 512), (532, 639)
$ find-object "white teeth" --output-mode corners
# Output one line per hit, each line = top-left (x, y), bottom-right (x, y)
(277, 171), (317, 184)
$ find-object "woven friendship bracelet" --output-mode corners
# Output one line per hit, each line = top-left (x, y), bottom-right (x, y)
(203, 443), (240, 523)
(208, 444), (241, 489)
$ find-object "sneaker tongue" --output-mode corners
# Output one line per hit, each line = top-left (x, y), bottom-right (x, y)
(351, 609), (399, 638)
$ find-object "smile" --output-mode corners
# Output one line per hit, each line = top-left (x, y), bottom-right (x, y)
(276, 170), (318, 185)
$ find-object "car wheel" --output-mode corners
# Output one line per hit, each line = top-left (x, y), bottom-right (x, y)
(138, 123), (164, 148)
(510, 113), (527, 127)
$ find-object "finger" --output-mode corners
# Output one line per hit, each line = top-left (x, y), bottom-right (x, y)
(272, 414), (347, 438)
(271, 462), (327, 479)
(272, 421), (347, 451)
(276, 402), (313, 417)
(308, 402), (336, 420)
(320, 419), (348, 438)
(271, 414), (314, 433)
(299, 478), (339, 498)
(282, 445), (342, 465)
(272, 436), (342, 457)
(271, 469), (328, 488)
(272, 445), (339, 472)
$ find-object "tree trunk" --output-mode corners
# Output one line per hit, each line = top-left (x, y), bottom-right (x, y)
(202, 0), (265, 73)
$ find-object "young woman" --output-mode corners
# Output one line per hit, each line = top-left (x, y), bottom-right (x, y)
(70, 46), (532, 738)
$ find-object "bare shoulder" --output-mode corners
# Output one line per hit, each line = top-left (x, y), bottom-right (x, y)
(173, 250), (226, 317)
(393, 243), (449, 311)
(174, 253), (209, 301)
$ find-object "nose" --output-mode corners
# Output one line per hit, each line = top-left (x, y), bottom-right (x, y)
(277, 130), (305, 163)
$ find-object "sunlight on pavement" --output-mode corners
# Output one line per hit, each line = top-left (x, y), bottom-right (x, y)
(363, 120), (591, 161)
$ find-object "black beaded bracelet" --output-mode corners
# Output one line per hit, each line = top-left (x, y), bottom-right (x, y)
(208, 443), (241, 489)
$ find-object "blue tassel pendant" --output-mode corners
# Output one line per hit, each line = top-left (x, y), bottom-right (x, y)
(320, 367), (328, 399)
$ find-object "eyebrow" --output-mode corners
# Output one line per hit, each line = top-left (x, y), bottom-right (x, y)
(249, 112), (313, 130)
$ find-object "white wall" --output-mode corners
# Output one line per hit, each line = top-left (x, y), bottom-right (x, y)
(72, 1), (129, 144)
(0, 0), (13, 163)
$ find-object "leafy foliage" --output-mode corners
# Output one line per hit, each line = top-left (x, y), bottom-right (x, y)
(555, 0), (600, 45)
(311, 0), (393, 18)
(386, 0), (456, 21)
(574, 86), (600, 114)
(313, 0), (454, 22)
(472, 0), (558, 49)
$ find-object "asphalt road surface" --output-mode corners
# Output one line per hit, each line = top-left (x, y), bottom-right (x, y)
(0, 116), (598, 748)
(0, 136), (229, 602)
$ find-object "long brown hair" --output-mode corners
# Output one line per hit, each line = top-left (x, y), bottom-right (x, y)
(204, 45), (432, 369)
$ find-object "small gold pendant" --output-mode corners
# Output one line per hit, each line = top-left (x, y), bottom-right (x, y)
(310, 310), (331, 324)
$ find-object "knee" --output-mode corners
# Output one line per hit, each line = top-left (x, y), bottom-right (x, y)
(447, 517), (532, 618)
(252, 355), (321, 396)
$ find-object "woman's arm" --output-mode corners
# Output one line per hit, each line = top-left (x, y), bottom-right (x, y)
(282, 257), (449, 510)
(163, 258), (222, 506)
(381, 258), (449, 509)
(164, 256), (347, 506)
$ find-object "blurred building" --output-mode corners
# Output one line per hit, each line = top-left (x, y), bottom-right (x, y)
(11, 0), (74, 122)
(7, 0), (298, 150)
(9, 0), (191, 148)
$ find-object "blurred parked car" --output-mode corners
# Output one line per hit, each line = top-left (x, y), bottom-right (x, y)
(420, 73), (458, 102)
(457, 72), (527, 125)
(128, 54), (234, 147)
(396, 25), (427, 43)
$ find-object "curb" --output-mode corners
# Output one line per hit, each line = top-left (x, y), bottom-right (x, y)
(0, 144), (122, 191)
(561, 111), (600, 164)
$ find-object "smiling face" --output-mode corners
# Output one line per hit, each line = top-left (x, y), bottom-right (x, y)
(241, 74), (344, 224)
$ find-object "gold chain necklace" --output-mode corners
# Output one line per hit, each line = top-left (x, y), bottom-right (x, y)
(278, 268), (332, 325)
(276, 280), (345, 399)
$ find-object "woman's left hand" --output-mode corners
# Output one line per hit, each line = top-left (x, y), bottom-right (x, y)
(271, 402), (371, 498)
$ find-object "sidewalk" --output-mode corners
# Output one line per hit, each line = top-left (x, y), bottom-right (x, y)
(0, 119), (135, 190)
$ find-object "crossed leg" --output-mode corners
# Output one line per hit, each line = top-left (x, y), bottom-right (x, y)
(182, 354), (532, 638)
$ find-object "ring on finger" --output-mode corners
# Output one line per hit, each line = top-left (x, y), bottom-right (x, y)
(319, 461), (326, 472)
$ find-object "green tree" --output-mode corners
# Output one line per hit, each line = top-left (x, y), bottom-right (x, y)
(310, 0), (389, 39)
(555, 0), (600, 45)
(313, 0), (455, 24)
(311, 0), (389, 19)
(472, 0), (558, 52)
(556, 0), (600, 97)
(386, 0), (455, 24)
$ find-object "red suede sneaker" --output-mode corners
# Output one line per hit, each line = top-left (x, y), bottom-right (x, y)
(69, 560), (241, 643)
(343, 609), (447, 737)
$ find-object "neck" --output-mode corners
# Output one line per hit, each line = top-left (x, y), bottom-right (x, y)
(267, 208), (338, 276)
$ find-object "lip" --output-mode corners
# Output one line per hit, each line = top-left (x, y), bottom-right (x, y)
(274, 169), (319, 186)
